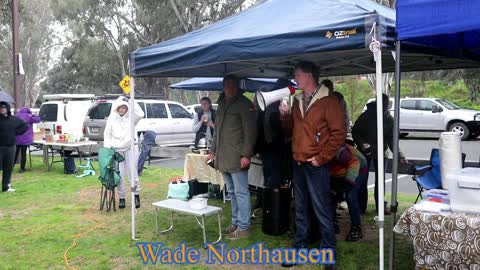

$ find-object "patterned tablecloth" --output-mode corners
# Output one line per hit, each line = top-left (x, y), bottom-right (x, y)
(183, 153), (224, 189)
(394, 206), (480, 270)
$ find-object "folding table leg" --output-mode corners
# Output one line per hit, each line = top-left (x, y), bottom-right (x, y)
(48, 147), (53, 171)
(223, 186), (226, 204)
(201, 216), (207, 246)
(159, 212), (174, 234)
(214, 213), (222, 244)
(76, 147), (83, 165)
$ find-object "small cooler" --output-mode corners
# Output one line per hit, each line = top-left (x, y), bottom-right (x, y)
(447, 167), (480, 213)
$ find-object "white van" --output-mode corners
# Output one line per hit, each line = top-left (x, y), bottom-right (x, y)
(38, 94), (94, 138)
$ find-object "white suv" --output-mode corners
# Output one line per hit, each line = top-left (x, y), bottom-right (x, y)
(83, 97), (195, 146)
(38, 94), (95, 138)
(364, 97), (480, 140)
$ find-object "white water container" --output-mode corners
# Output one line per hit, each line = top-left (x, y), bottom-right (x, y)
(188, 198), (208, 210)
(447, 167), (480, 213)
(439, 132), (462, 190)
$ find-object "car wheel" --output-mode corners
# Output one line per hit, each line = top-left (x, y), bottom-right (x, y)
(449, 122), (470, 140)
(399, 133), (409, 139)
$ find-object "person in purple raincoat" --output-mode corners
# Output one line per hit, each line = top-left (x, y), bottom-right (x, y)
(15, 107), (41, 173)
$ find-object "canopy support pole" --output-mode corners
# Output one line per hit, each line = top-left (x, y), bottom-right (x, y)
(389, 40), (402, 270)
(129, 67), (138, 241)
(370, 22), (385, 270)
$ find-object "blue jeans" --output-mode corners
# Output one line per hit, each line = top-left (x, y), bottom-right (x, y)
(293, 162), (336, 249)
(346, 171), (368, 226)
(222, 171), (251, 230)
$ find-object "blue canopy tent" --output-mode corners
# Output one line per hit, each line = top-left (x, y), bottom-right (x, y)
(387, 1), (480, 269)
(126, 0), (480, 267)
(397, 0), (480, 60)
(129, 1), (400, 267)
(169, 77), (294, 92)
(130, 0), (480, 79)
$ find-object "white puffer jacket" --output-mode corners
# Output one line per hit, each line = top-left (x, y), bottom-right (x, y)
(104, 96), (145, 152)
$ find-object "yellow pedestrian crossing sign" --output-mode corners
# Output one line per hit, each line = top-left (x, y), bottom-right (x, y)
(119, 75), (130, 94)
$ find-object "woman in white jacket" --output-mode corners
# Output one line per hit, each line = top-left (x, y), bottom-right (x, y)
(104, 96), (145, 209)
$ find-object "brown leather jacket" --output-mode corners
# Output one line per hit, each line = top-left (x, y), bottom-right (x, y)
(282, 85), (346, 166)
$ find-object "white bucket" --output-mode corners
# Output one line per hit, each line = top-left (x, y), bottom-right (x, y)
(439, 132), (462, 190)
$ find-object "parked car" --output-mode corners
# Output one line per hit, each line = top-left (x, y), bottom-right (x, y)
(37, 94), (95, 138)
(363, 97), (480, 140)
(83, 96), (195, 146)
(185, 103), (218, 116)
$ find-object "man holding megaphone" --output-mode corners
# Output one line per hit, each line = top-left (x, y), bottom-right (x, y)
(279, 61), (346, 269)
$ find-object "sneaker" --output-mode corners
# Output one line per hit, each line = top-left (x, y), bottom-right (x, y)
(224, 194), (232, 201)
(224, 224), (238, 234)
(226, 228), (250, 240)
(119, 199), (125, 209)
(6, 188), (16, 192)
(338, 201), (348, 210)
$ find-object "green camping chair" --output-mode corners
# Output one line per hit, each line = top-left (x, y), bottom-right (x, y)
(98, 148), (124, 212)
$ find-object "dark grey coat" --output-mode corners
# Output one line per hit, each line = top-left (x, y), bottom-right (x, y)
(211, 93), (257, 173)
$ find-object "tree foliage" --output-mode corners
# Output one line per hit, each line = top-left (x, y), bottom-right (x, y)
(0, 0), (54, 107)
(41, 0), (251, 104)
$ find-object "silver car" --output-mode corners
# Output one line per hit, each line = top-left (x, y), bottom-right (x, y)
(364, 97), (480, 140)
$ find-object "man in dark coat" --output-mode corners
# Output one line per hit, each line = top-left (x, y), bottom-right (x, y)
(352, 93), (407, 214)
(208, 75), (257, 240)
(0, 101), (28, 192)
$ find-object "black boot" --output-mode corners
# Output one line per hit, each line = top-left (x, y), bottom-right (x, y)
(119, 199), (125, 209)
(346, 225), (363, 241)
(281, 262), (297, 268)
(135, 194), (140, 209)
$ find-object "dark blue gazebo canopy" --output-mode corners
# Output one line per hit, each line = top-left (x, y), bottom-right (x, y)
(397, 0), (480, 60)
(130, 0), (480, 78)
(131, 0), (397, 78)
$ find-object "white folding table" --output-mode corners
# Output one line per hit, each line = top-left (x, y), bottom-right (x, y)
(33, 140), (97, 171)
(152, 199), (223, 246)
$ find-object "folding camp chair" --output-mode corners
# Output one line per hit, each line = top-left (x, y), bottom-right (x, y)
(98, 148), (124, 212)
(410, 148), (466, 203)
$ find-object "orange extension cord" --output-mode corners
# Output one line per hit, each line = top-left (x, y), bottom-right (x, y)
(63, 186), (105, 270)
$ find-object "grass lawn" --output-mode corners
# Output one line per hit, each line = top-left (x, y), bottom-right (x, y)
(0, 157), (417, 270)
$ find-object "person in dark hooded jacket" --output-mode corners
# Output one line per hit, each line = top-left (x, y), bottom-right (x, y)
(15, 107), (41, 173)
(0, 101), (28, 192)
(351, 94), (407, 214)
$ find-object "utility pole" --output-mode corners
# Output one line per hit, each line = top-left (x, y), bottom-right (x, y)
(11, 0), (21, 110)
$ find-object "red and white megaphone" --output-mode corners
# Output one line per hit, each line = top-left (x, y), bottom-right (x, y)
(256, 85), (296, 111)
